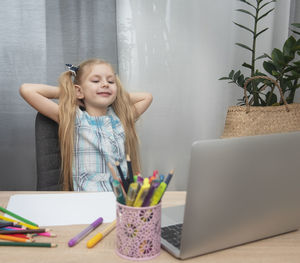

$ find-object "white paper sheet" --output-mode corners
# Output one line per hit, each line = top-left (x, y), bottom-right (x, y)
(6, 192), (116, 226)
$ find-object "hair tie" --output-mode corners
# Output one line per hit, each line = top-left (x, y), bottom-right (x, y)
(65, 64), (79, 76)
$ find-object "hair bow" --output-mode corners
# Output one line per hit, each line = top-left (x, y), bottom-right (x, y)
(65, 64), (80, 76)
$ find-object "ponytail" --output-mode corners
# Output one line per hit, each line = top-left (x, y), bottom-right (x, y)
(58, 71), (77, 190)
(113, 75), (141, 174)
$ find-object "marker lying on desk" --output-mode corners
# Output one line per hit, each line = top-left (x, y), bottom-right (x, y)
(0, 206), (38, 227)
(87, 220), (117, 248)
(68, 217), (103, 247)
(150, 170), (174, 206)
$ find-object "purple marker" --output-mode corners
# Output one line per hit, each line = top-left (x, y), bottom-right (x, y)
(68, 217), (103, 247)
(142, 181), (160, 207)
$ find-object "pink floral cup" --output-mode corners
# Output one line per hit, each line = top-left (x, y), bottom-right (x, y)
(116, 202), (161, 260)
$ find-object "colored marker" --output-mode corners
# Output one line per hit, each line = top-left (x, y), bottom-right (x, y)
(68, 217), (103, 247)
(0, 206), (38, 227)
(159, 174), (165, 182)
(150, 170), (174, 206)
(112, 180), (126, 205)
(87, 220), (116, 248)
(142, 181), (160, 207)
(126, 182), (140, 206)
(133, 178), (151, 207)
(137, 175), (144, 184)
(108, 162), (126, 196)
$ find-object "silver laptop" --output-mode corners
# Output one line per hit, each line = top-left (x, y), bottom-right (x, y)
(161, 132), (300, 259)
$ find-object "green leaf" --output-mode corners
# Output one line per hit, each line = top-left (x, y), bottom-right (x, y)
(257, 8), (275, 21)
(235, 9), (256, 19)
(233, 22), (254, 34)
(291, 30), (300, 36)
(291, 23), (300, 28)
(263, 61), (277, 75)
(229, 70), (235, 78)
(271, 70), (280, 77)
(256, 54), (269, 60)
(259, 1), (275, 11)
(265, 91), (278, 105)
(242, 62), (253, 69)
(255, 27), (268, 38)
(219, 77), (231, 80)
(271, 48), (285, 67)
(283, 36), (296, 57)
(283, 66), (298, 74)
(233, 70), (241, 81)
(258, 96), (266, 106)
(237, 0), (256, 10)
(235, 42), (253, 52)
(237, 75), (245, 87)
(293, 61), (300, 66)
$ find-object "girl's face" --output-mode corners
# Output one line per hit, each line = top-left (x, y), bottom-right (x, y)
(76, 63), (117, 116)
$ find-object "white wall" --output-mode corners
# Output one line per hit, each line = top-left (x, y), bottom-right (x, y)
(116, 0), (292, 190)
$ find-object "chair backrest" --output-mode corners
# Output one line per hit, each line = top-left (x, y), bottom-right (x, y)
(35, 112), (62, 190)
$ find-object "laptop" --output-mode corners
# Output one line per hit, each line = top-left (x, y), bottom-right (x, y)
(161, 132), (300, 259)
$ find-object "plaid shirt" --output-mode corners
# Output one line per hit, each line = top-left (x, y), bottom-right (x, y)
(72, 106), (127, 191)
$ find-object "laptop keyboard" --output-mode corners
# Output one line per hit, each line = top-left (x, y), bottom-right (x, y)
(161, 223), (183, 249)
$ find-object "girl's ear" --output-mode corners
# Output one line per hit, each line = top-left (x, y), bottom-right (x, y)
(75, 85), (84, 99)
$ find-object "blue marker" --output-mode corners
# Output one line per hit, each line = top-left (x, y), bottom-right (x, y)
(159, 174), (165, 183)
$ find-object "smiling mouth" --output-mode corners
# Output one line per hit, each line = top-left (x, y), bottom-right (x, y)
(97, 92), (111, 96)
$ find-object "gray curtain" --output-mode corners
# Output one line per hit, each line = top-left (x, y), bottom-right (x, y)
(116, 0), (298, 190)
(0, 0), (118, 190)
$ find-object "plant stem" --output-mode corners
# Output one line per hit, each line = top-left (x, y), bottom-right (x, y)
(251, 1), (260, 105)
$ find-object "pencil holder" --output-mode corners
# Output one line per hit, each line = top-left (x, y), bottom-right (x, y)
(116, 202), (161, 260)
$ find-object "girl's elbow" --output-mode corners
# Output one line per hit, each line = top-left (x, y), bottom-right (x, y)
(19, 83), (32, 97)
(146, 93), (153, 104)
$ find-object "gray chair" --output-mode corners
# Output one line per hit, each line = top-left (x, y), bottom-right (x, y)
(35, 112), (62, 190)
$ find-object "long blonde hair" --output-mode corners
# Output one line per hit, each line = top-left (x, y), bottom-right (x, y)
(58, 59), (140, 190)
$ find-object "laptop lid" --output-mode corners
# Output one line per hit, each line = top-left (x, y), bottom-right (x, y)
(162, 132), (300, 259)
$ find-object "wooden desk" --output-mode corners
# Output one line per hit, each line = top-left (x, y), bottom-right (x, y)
(1, 191), (300, 263)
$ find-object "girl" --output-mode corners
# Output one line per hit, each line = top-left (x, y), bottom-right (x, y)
(20, 58), (153, 191)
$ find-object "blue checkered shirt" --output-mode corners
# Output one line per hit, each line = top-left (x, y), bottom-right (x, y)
(72, 106), (127, 191)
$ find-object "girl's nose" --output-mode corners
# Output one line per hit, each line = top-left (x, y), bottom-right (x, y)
(101, 81), (109, 88)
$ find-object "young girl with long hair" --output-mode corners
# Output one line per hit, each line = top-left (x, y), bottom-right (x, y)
(20, 58), (152, 191)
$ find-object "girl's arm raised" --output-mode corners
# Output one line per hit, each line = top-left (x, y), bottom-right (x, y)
(129, 92), (153, 119)
(19, 83), (60, 123)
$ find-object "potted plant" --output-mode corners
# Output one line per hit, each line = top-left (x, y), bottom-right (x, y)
(219, 0), (300, 138)
(219, 0), (300, 106)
